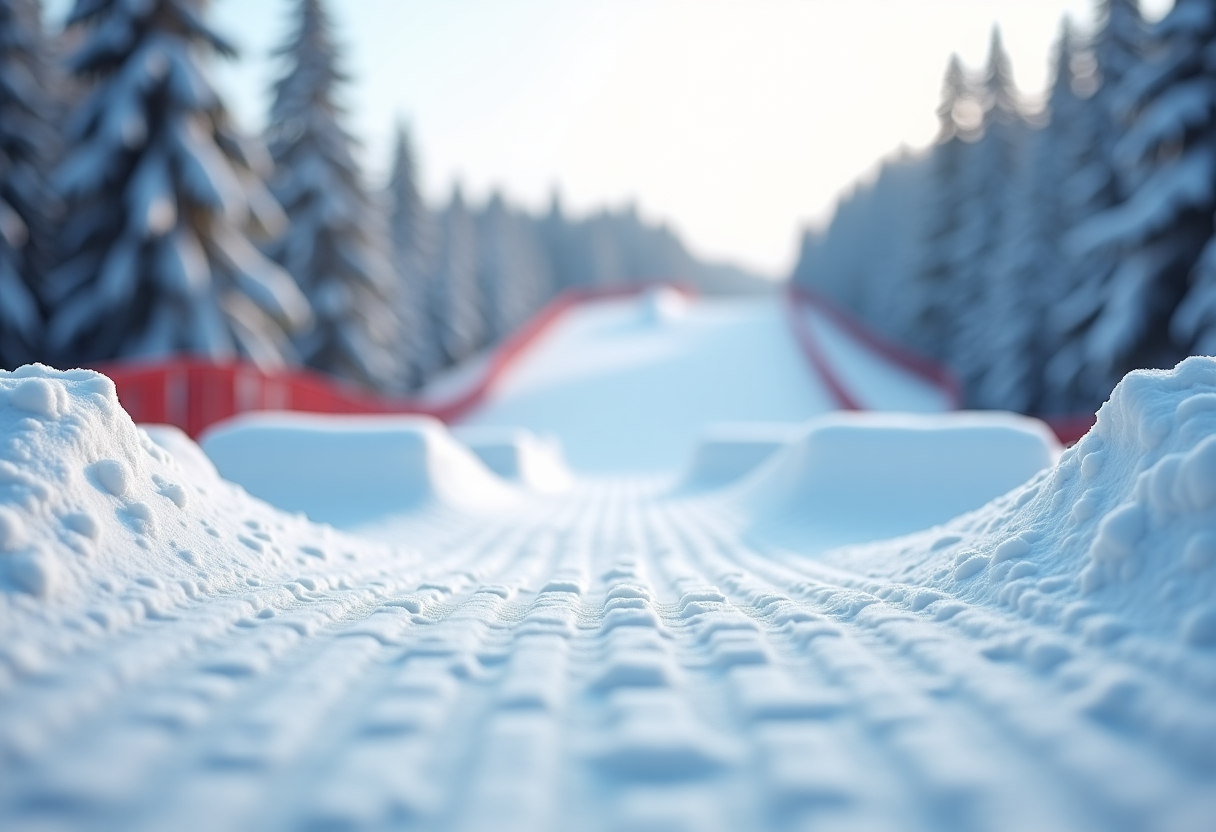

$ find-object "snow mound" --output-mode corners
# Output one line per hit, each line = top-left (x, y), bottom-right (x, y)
(852, 357), (1216, 641)
(639, 285), (689, 324)
(735, 411), (1061, 552)
(819, 357), (1216, 768)
(679, 423), (803, 490)
(201, 412), (519, 528)
(0, 366), (389, 608)
(140, 424), (222, 483)
(451, 426), (573, 493)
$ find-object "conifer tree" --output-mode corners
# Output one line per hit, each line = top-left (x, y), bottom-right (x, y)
(48, 0), (310, 367)
(539, 191), (581, 291)
(429, 185), (482, 366)
(1073, 0), (1210, 387)
(950, 27), (1025, 400)
(1048, 0), (1146, 408)
(476, 193), (553, 343)
(979, 22), (1080, 411)
(908, 54), (974, 359)
(265, 0), (397, 389)
(0, 0), (58, 368)
(385, 122), (432, 389)
(1155, 0), (1216, 355)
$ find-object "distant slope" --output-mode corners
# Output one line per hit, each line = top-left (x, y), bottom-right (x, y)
(456, 290), (951, 473)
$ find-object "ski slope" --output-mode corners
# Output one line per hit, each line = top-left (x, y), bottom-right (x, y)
(1, 342), (1214, 830)
(456, 289), (954, 472)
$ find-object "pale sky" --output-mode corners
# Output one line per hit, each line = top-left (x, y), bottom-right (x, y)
(49, 0), (1174, 277)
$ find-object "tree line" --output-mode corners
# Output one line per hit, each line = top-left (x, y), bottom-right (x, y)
(793, 0), (1215, 416)
(0, 0), (764, 392)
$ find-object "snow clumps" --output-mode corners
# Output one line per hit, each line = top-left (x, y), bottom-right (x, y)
(842, 356), (1216, 651)
(0, 365), (388, 607)
(1070, 358), (1216, 644)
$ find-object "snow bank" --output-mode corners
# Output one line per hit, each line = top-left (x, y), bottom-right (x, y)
(201, 412), (518, 528)
(735, 411), (1061, 551)
(0, 365), (393, 609)
(837, 357), (1216, 646)
(808, 358), (1216, 768)
(679, 423), (803, 490)
(451, 426), (572, 493)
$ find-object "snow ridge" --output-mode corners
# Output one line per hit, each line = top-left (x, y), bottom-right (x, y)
(820, 356), (1216, 776)
(0, 364), (402, 633)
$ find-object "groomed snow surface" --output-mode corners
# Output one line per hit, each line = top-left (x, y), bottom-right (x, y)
(1, 299), (1215, 830)
(455, 290), (954, 473)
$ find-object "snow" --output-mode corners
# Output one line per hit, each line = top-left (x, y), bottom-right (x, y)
(727, 411), (1062, 552)
(797, 302), (955, 411)
(679, 422), (803, 490)
(199, 411), (518, 529)
(0, 364), (399, 606)
(456, 293), (949, 473)
(450, 426), (573, 493)
(2, 355), (1216, 830)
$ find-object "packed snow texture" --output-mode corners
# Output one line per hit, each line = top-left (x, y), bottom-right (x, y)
(728, 411), (1062, 552)
(679, 423), (804, 490)
(1, 360), (1215, 831)
(457, 293), (951, 473)
(450, 426), (573, 493)
(0, 363), (402, 608)
(200, 412), (519, 529)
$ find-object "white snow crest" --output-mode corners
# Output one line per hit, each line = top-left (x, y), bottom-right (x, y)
(0, 365), (394, 615)
(837, 356), (1216, 652)
(1072, 357), (1216, 639)
(0, 365), (144, 600)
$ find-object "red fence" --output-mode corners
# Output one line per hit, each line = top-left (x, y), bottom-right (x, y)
(785, 284), (964, 411)
(784, 284), (1096, 444)
(95, 281), (1096, 445)
(95, 283), (695, 438)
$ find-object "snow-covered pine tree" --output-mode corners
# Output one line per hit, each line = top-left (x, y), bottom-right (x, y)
(265, 0), (398, 390)
(539, 191), (583, 292)
(0, 0), (58, 368)
(48, 0), (310, 367)
(429, 185), (482, 366)
(475, 193), (519, 345)
(791, 148), (932, 346)
(907, 54), (976, 359)
(1158, 1), (1216, 355)
(1071, 0), (1210, 388)
(1079, 0), (1145, 212)
(385, 122), (433, 390)
(977, 21), (1081, 411)
(1047, 0), (1146, 410)
(949, 27), (1025, 401)
(476, 193), (552, 344)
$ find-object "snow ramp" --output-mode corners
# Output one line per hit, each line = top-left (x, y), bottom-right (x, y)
(454, 286), (956, 473)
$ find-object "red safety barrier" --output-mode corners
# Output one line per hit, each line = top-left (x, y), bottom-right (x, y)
(92, 280), (1097, 445)
(93, 282), (695, 438)
(783, 284), (1096, 445)
(784, 284), (963, 411)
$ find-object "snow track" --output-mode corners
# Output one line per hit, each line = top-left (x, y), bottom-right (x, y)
(3, 481), (1212, 831)
(2, 363), (1216, 831)
(458, 290), (953, 473)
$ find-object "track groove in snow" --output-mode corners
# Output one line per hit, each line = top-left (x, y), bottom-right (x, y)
(3, 476), (1213, 831)
(2, 362), (1216, 831)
